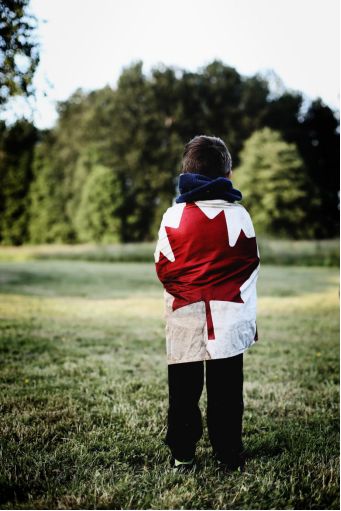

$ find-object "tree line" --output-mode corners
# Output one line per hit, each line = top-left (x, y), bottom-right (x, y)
(0, 60), (339, 245)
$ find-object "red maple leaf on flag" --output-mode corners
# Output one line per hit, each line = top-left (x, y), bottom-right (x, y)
(156, 203), (260, 340)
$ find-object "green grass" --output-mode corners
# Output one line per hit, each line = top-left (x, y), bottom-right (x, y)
(0, 261), (339, 509)
(0, 237), (339, 266)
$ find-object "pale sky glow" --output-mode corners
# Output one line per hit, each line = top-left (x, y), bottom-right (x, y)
(2, 0), (340, 128)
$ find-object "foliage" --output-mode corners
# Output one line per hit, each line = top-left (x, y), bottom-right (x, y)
(295, 99), (340, 238)
(104, 62), (182, 241)
(28, 130), (76, 244)
(0, 60), (339, 244)
(75, 165), (125, 243)
(0, 0), (40, 105)
(263, 95), (340, 237)
(0, 118), (38, 244)
(25, 60), (275, 243)
(0, 261), (339, 509)
(233, 127), (320, 238)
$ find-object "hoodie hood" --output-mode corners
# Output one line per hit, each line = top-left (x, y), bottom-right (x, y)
(175, 173), (242, 204)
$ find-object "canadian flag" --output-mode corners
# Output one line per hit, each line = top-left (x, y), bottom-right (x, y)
(154, 199), (260, 364)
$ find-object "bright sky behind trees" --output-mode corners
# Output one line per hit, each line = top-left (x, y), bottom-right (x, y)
(1, 0), (339, 128)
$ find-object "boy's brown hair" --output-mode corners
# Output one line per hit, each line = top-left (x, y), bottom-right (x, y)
(182, 135), (233, 179)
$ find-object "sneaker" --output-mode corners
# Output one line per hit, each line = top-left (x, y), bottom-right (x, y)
(170, 457), (196, 472)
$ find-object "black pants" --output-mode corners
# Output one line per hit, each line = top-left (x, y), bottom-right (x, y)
(165, 354), (244, 462)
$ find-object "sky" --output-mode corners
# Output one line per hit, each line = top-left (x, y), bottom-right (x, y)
(2, 0), (340, 128)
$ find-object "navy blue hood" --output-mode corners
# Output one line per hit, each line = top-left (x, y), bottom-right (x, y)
(175, 173), (242, 204)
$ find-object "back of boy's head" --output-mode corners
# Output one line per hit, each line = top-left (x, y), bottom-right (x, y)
(182, 135), (232, 179)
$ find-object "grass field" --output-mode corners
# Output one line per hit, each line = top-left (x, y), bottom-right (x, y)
(0, 261), (339, 510)
(0, 237), (339, 266)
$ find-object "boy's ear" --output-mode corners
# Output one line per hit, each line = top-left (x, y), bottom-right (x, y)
(227, 170), (232, 179)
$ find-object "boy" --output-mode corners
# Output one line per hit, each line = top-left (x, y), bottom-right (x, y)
(154, 135), (260, 473)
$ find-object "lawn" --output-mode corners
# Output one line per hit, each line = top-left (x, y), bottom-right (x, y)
(0, 261), (339, 510)
(0, 238), (339, 266)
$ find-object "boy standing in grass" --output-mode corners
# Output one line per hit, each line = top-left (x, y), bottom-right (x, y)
(154, 135), (260, 472)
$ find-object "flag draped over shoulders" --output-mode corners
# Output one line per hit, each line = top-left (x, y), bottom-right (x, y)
(154, 174), (260, 365)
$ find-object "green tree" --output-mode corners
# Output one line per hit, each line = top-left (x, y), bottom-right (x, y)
(28, 130), (75, 244)
(0, 0), (40, 106)
(263, 95), (340, 237)
(295, 99), (340, 238)
(25, 60), (339, 245)
(0, 119), (37, 245)
(103, 61), (182, 241)
(28, 88), (101, 244)
(75, 165), (125, 243)
(233, 127), (318, 239)
(174, 59), (270, 166)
